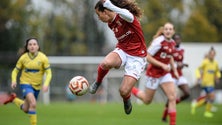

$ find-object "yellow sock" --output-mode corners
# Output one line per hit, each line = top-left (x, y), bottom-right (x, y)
(196, 98), (206, 107)
(28, 111), (37, 125)
(13, 98), (24, 109)
(206, 102), (212, 112)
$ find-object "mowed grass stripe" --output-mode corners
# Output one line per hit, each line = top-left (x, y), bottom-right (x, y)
(0, 102), (221, 125)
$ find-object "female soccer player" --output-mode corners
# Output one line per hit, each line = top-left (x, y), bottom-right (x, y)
(89, 0), (147, 115)
(191, 47), (221, 118)
(161, 33), (190, 122)
(132, 22), (178, 125)
(4, 38), (52, 125)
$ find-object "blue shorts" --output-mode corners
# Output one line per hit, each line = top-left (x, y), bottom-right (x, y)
(202, 86), (215, 94)
(20, 84), (40, 99)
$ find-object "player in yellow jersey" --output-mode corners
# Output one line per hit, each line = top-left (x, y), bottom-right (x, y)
(191, 47), (221, 118)
(3, 38), (52, 125)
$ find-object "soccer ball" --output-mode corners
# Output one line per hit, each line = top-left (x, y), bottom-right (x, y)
(68, 76), (89, 96)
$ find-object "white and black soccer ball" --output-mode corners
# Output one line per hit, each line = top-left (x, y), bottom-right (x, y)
(68, 76), (89, 96)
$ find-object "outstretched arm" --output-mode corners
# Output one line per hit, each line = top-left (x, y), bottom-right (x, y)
(102, 0), (134, 22)
(42, 68), (52, 92)
(170, 57), (179, 79)
(11, 68), (19, 89)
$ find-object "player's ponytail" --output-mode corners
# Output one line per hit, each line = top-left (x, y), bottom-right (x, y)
(95, 0), (143, 19)
(146, 26), (164, 48)
(208, 46), (216, 61)
(208, 46), (216, 55)
(210, 46), (215, 52)
(153, 26), (164, 39)
(110, 0), (143, 18)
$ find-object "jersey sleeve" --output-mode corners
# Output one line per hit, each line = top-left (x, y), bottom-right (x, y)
(196, 59), (207, 78)
(11, 68), (19, 83)
(103, 0), (134, 22)
(198, 59), (207, 71)
(42, 54), (52, 86)
(11, 55), (24, 83)
(195, 68), (201, 79)
(43, 55), (50, 69)
(15, 55), (24, 70)
(43, 69), (52, 87)
(215, 62), (221, 78)
(147, 36), (163, 56)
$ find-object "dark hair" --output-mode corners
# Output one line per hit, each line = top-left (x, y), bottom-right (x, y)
(95, 0), (143, 18)
(209, 46), (215, 53)
(172, 33), (181, 40)
(208, 46), (216, 60)
(19, 37), (40, 55)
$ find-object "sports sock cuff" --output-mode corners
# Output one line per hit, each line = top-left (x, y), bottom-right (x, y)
(123, 94), (131, 101)
(20, 104), (23, 110)
(168, 109), (176, 113)
(176, 98), (180, 103)
(197, 95), (206, 101)
(132, 87), (139, 96)
(97, 65), (109, 83)
(28, 111), (36, 114)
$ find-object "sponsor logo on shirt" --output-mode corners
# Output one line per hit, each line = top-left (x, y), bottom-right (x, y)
(117, 31), (132, 41)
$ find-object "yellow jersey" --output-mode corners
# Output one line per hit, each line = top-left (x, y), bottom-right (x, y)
(11, 52), (52, 90)
(196, 58), (221, 87)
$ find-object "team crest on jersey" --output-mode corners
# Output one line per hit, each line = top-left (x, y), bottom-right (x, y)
(141, 50), (145, 54)
(174, 53), (179, 57)
(116, 20), (122, 26)
(112, 28), (118, 33)
(163, 46), (169, 50)
(37, 61), (42, 66)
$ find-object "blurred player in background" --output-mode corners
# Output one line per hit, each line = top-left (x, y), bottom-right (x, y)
(89, 0), (147, 115)
(132, 22), (178, 125)
(161, 33), (190, 122)
(191, 46), (221, 118)
(191, 53), (208, 112)
(192, 53), (218, 113)
(3, 38), (52, 125)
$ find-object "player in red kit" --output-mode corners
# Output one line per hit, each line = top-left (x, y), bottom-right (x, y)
(161, 33), (190, 122)
(90, 0), (147, 115)
(132, 22), (178, 125)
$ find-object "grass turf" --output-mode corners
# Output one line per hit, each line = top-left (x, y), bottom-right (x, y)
(0, 102), (222, 125)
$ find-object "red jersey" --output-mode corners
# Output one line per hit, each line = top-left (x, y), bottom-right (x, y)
(108, 14), (147, 57)
(146, 35), (176, 78)
(171, 47), (184, 78)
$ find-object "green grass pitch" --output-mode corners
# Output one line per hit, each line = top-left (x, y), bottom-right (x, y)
(0, 102), (222, 125)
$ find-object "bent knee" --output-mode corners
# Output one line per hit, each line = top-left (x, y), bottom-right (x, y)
(23, 109), (29, 113)
(119, 88), (130, 98)
(29, 102), (37, 109)
(142, 95), (153, 105)
(101, 60), (114, 69)
(185, 93), (190, 99)
(143, 99), (152, 105)
(168, 94), (177, 102)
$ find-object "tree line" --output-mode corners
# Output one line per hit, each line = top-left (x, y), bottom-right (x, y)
(0, 0), (221, 58)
